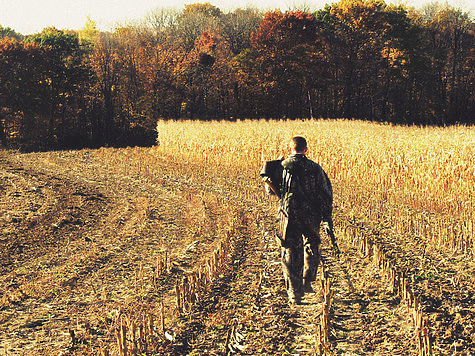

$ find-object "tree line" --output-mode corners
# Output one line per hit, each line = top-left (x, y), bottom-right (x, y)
(0, 1), (473, 150)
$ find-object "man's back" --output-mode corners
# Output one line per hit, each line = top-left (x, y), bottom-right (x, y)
(281, 153), (333, 224)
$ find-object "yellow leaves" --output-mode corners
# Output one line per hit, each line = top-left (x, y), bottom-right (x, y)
(331, 0), (384, 30)
(78, 16), (99, 45)
(381, 46), (407, 67)
(183, 3), (222, 18)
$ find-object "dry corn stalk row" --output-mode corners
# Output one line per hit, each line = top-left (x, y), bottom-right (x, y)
(107, 253), (169, 355)
(110, 216), (238, 354)
(176, 230), (234, 315)
(315, 261), (334, 355)
(153, 251), (168, 287)
(255, 271), (264, 304)
(344, 190), (473, 256)
(104, 309), (167, 356)
(344, 225), (433, 355)
(103, 229), (235, 355)
(386, 210), (472, 255)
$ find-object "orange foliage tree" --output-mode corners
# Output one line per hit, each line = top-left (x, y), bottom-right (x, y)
(242, 11), (326, 118)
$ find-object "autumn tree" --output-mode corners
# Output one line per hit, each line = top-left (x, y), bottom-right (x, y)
(27, 27), (88, 147)
(317, 0), (394, 120)
(113, 26), (179, 132)
(145, 7), (180, 42)
(175, 30), (235, 119)
(89, 31), (120, 143)
(144, 3), (239, 120)
(0, 38), (50, 147)
(183, 2), (222, 17)
(78, 16), (99, 48)
(221, 8), (261, 55)
(0, 26), (23, 40)
(173, 3), (222, 52)
(243, 10), (325, 118)
(419, 5), (474, 124)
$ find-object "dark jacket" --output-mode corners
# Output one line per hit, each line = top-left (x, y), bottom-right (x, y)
(278, 154), (333, 241)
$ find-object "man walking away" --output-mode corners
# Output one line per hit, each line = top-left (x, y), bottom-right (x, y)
(278, 136), (335, 305)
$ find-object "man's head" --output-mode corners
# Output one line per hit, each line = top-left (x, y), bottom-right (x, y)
(291, 136), (308, 154)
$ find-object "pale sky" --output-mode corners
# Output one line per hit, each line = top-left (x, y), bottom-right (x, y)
(1, 0), (473, 35)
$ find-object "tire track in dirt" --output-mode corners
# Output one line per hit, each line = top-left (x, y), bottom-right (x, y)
(0, 153), (108, 271)
(321, 242), (414, 355)
(1, 152), (115, 354)
(345, 223), (475, 355)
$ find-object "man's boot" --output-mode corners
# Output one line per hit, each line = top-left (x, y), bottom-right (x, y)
(285, 278), (302, 304)
(303, 278), (315, 293)
(287, 289), (302, 305)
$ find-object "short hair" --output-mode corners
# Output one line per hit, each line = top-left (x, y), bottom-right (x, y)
(292, 136), (307, 153)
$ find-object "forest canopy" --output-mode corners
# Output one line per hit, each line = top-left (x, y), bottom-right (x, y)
(0, 1), (473, 150)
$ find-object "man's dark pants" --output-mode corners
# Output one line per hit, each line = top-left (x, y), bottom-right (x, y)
(281, 217), (321, 299)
